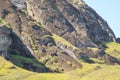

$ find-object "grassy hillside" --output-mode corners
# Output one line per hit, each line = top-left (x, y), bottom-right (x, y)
(105, 42), (120, 59)
(0, 57), (33, 80)
(1, 42), (120, 80)
(1, 58), (120, 80)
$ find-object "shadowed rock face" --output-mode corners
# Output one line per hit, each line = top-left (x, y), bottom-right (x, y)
(116, 38), (120, 43)
(0, 24), (12, 58)
(0, 0), (118, 72)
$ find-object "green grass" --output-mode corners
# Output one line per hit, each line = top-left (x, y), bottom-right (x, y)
(1, 56), (120, 80)
(51, 34), (79, 51)
(81, 65), (120, 80)
(39, 55), (62, 72)
(105, 42), (120, 59)
(0, 56), (34, 80)
(25, 73), (66, 80)
(0, 18), (11, 28)
(10, 55), (45, 69)
(90, 58), (104, 64)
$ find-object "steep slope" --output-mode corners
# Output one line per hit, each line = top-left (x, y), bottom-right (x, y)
(27, 0), (116, 47)
(0, 0), (120, 80)
(0, 0), (120, 73)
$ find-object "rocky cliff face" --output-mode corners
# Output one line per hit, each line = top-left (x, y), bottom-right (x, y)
(27, 0), (116, 46)
(0, 24), (12, 58)
(0, 0), (118, 72)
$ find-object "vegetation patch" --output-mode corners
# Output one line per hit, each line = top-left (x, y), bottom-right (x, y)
(90, 58), (104, 64)
(105, 42), (120, 59)
(1, 56), (120, 80)
(81, 66), (120, 80)
(25, 73), (66, 80)
(0, 56), (33, 80)
(39, 55), (62, 72)
(51, 34), (80, 50)
(9, 54), (46, 71)
(0, 18), (11, 28)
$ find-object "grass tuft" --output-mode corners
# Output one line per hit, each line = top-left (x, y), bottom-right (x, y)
(105, 42), (120, 59)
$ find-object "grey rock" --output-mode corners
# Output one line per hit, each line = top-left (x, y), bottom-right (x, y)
(26, 0), (116, 48)
(0, 24), (12, 58)
(116, 38), (120, 43)
(10, 0), (27, 9)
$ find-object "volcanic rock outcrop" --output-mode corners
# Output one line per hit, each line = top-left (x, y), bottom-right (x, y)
(0, 0), (118, 72)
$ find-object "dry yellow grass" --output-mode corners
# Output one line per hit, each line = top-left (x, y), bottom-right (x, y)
(1, 42), (120, 80)
(105, 42), (120, 59)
